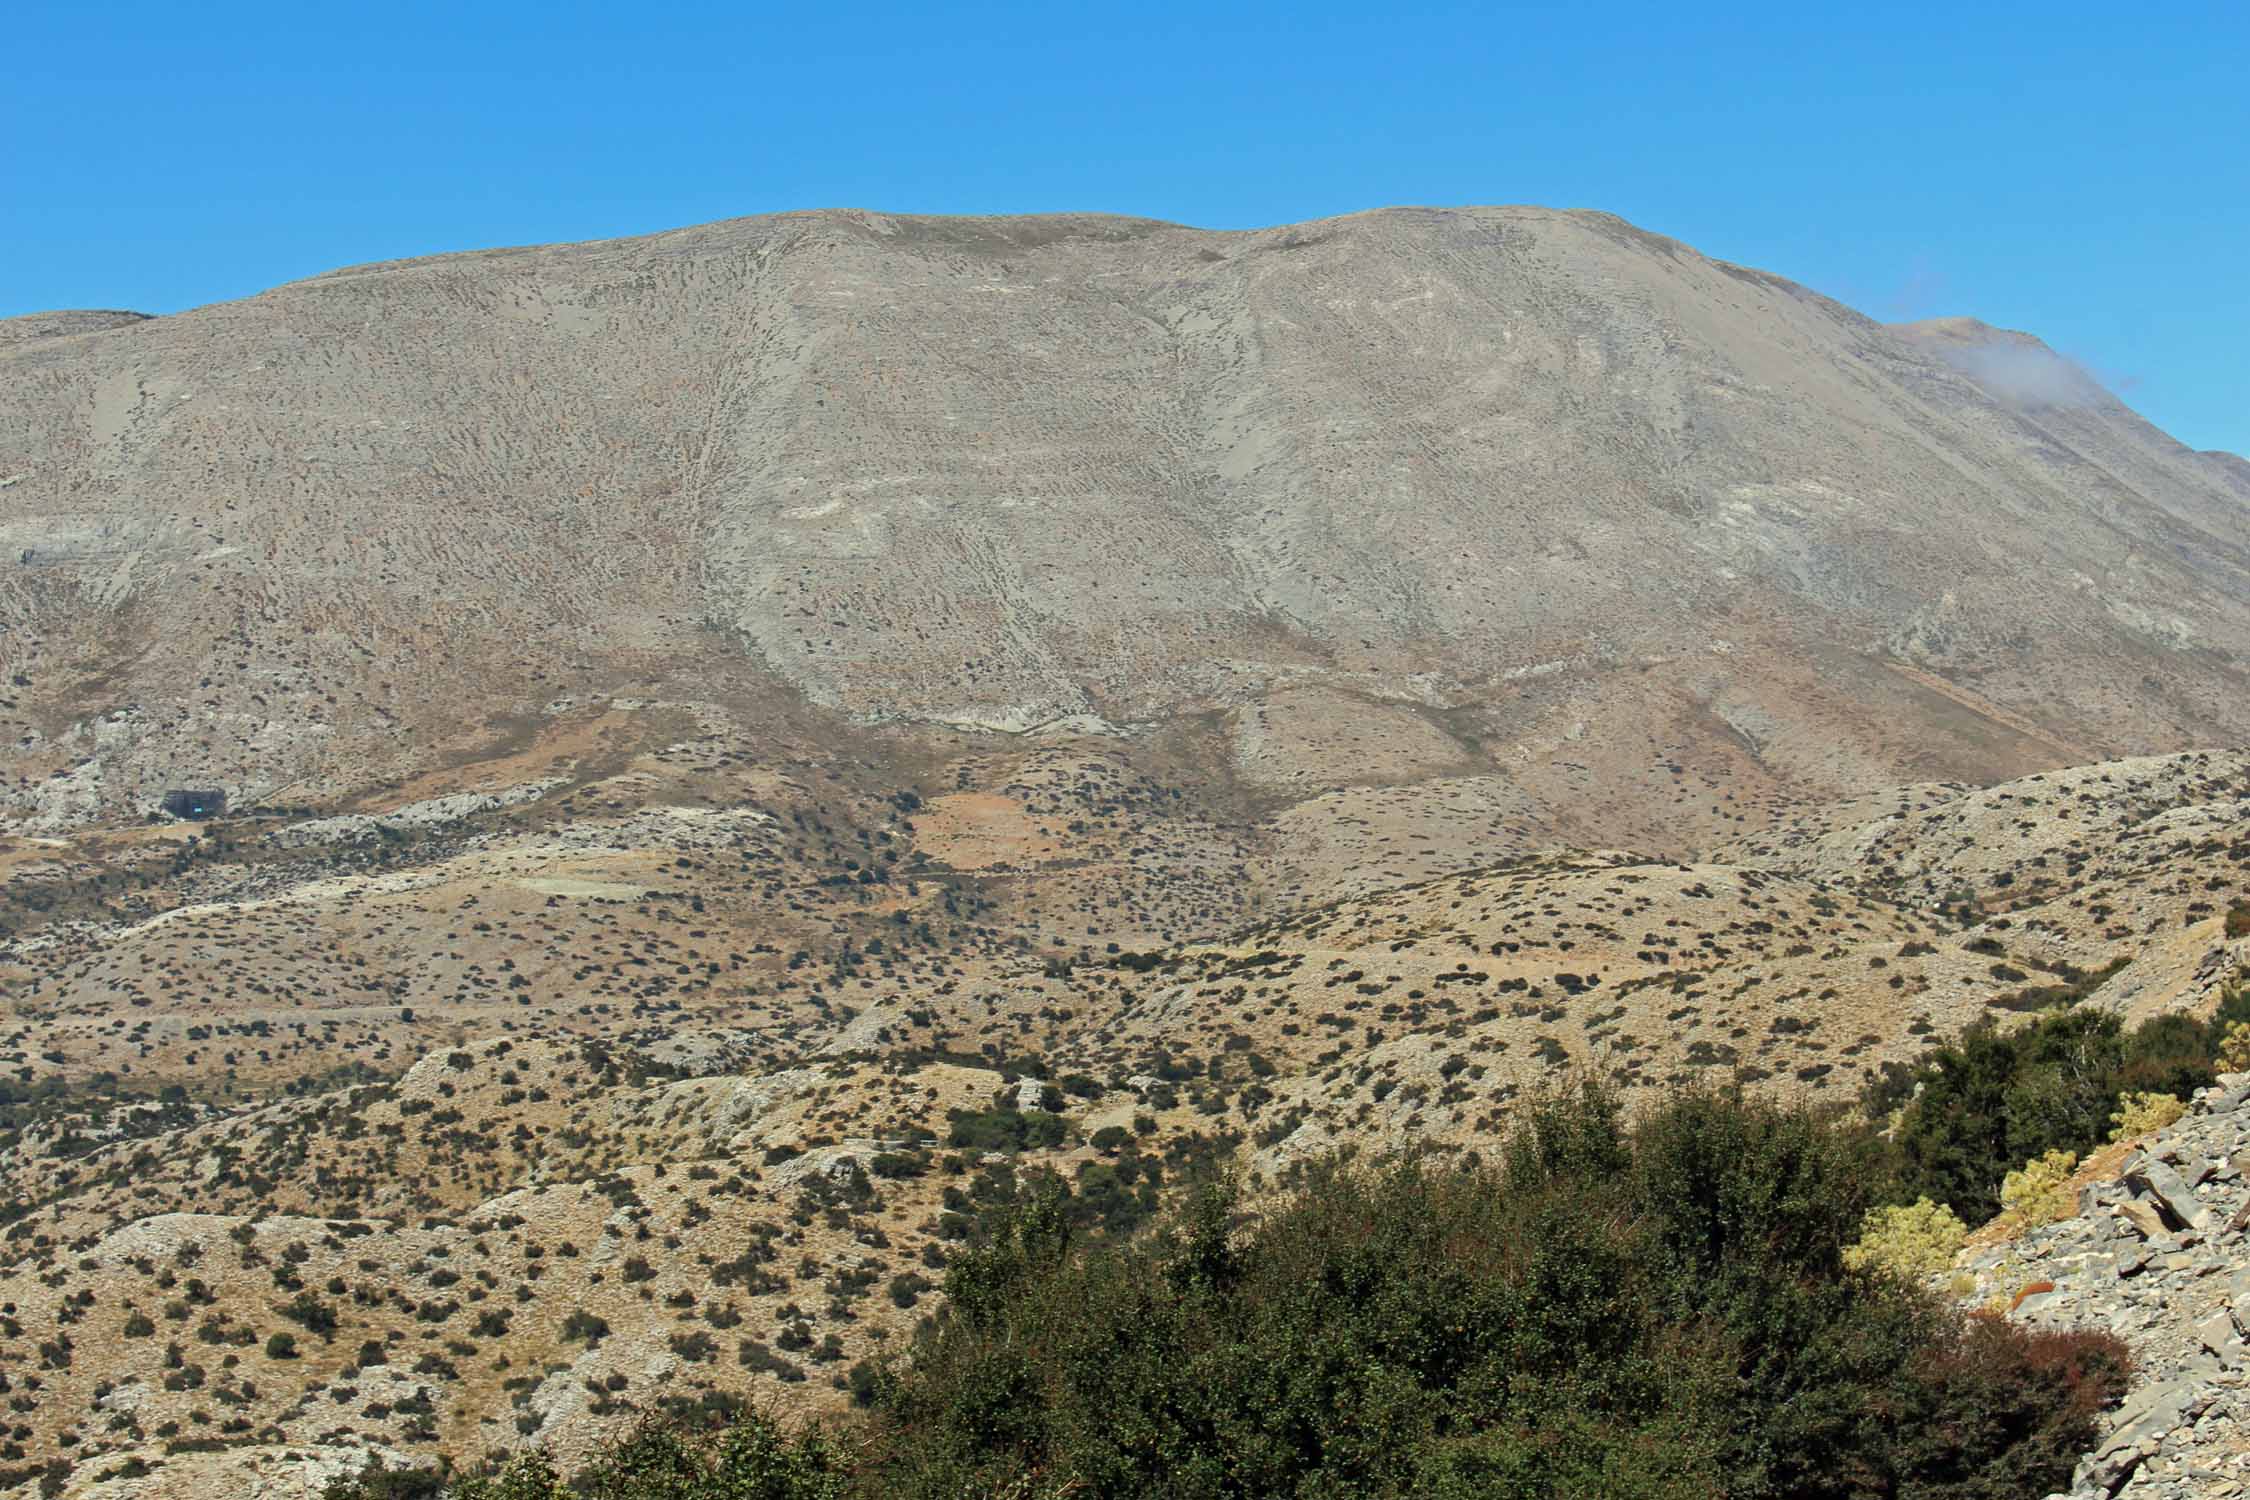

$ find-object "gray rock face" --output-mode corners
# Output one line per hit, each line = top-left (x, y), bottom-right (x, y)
(2, 205), (2248, 823)
(1954, 1073), (2250, 1497)
(2126, 1157), (2216, 1232)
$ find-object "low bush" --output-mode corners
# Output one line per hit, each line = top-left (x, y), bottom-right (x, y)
(860, 1084), (2123, 1499)
(329, 1415), (853, 1499)
(944, 1106), (1067, 1153)
(2107, 1090), (2185, 1142)
(1870, 981), (2250, 1223)
(560, 1311), (608, 1344)
(1999, 1149), (2080, 1228)
(1885, 1316), (2130, 1492)
(2220, 1020), (2250, 1073)
(1844, 1197), (1969, 1279)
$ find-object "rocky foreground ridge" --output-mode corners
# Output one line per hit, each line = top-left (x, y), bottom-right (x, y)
(1961, 1073), (2250, 1498)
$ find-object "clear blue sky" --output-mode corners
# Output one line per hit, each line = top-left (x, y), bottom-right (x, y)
(7, 0), (2245, 454)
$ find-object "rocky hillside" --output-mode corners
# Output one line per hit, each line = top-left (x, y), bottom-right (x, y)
(3, 206), (2246, 841)
(1953, 1071), (2250, 1498)
(3, 199), (2247, 1497)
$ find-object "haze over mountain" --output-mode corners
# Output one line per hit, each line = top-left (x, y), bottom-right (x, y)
(3, 205), (2245, 843)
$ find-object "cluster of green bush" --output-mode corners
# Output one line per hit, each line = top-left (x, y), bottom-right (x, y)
(945, 1103), (1068, 1152)
(932, 1131), (1219, 1247)
(331, 1084), (2126, 1500)
(0, 1074), (202, 1165)
(1858, 981), (2250, 1223)
(327, 1418), (852, 1499)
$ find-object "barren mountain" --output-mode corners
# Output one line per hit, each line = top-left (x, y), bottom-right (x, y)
(3, 205), (2246, 848)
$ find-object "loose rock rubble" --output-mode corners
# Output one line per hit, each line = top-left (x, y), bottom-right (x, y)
(1953, 1073), (2250, 1498)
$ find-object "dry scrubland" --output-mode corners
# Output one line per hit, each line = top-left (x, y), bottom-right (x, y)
(0, 746), (2245, 1494)
(1, 205), (2248, 1495)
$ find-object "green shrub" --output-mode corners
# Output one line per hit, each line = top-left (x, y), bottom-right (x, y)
(1844, 1198), (1970, 1279)
(1999, 1149), (2080, 1228)
(1869, 996), (2243, 1223)
(561, 1311), (609, 1344)
(319, 1457), (447, 1499)
(330, 1415), (854, 1500)
(2117, 1013), (2222, 1098)
(864, 1084), (2120, 1500)
(945, 1106), (1067, 1153)
(277, 1291), (338, 1338)
(2107, 1091), (2184, 1143)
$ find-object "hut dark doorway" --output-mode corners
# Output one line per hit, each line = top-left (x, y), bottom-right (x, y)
(161, 789), (226, 820)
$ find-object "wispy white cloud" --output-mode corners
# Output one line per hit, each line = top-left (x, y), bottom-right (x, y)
(1942, 340), (2112, 410)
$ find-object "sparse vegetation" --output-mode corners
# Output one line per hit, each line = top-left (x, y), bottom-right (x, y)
(7, 745), (2245, 1484)
(329, 1085), (2127, 1500)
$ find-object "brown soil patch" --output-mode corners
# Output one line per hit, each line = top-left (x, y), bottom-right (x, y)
(914, 791), (1069, 871)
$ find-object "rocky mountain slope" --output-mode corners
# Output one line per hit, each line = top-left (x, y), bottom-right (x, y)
(2, 203), (2247, 1495)
(3, 206), (2246, 847)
